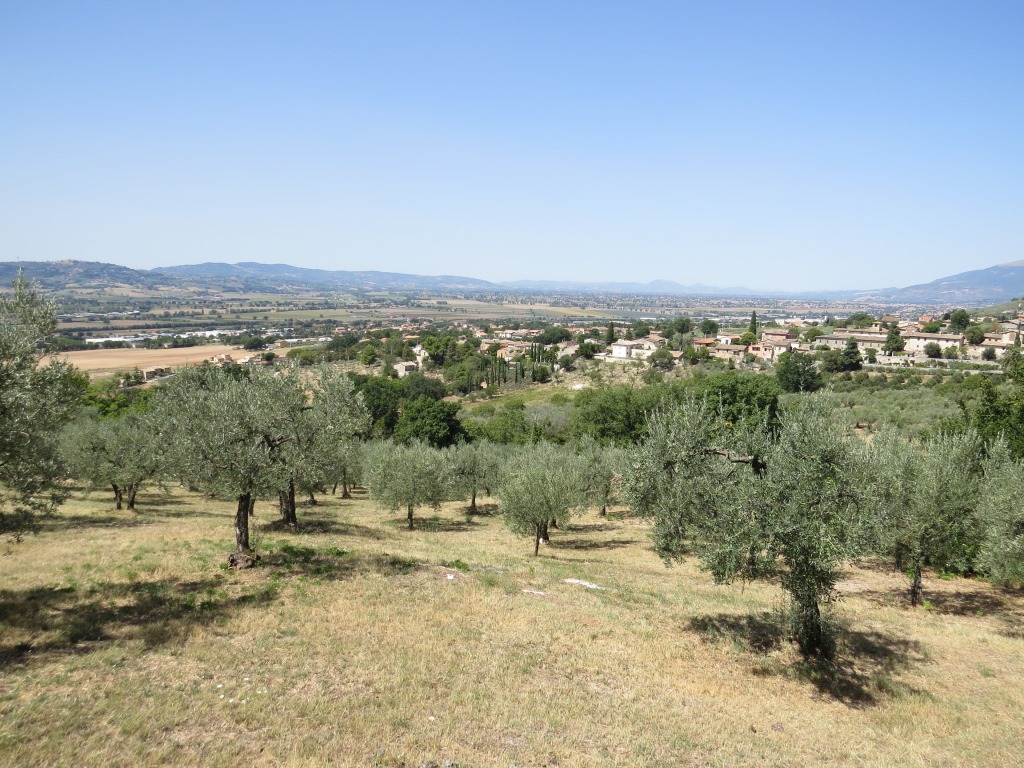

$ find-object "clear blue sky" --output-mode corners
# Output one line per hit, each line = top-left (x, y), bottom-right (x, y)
(1, 1), (1022, 291)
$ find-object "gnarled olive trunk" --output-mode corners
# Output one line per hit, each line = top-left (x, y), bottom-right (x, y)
(112, 484), (123, 510)
(125, 483), (138, 512)
(910, 563), (924, 607)
(796, 599), (825, 657)
(341, 467), (351, 499)
(894, 542), (908, 573)
(407, 503), (415, 530)
(279, 479), (298, 527)
(229, 492), (258, 569)
(470, 488), (477, 513)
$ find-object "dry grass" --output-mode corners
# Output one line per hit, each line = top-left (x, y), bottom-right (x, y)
(43, 344), (241, 378)
(1, 489), (1022, 767)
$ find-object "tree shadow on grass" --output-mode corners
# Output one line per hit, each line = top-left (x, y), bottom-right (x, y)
(35, 508), (223, 533)
(856, 584), (1024, 640)
(603, 508), (637, 520)
(859, 586), (1014, 617)
(0, 546), (421, 670)
(415, 516), (480, 533)
(564, 522), (621, 534)
(259, 512), (387, 540)
(260, 543), (421, 579)
(0, 576), (276, 669)
(551, 537), (639, 551)
(465, 503), (499, 517)
(687, 611), (929, 707)
(384, 516), (478, 533)
(130, 495), (191, 509)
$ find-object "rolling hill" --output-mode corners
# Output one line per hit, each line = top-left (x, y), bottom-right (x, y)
(865, 262), (1024, 304)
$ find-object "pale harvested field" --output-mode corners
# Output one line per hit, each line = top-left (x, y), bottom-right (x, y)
(1, 488), (1021, 767)
(44, 344), (240, 378)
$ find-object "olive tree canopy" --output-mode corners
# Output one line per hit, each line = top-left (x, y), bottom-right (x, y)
(0, 273), (86, 535)
(152, 365), (304, 567)
(497, 442), (587, 555)
(624, 394), (869, 657)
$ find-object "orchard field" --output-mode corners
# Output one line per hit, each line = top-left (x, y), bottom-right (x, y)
(1, 487), (1021, 768)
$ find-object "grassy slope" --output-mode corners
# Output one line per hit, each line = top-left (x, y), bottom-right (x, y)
(1, 489), (1021, 767)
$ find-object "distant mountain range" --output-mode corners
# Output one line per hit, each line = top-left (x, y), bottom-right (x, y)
(862, 262), (1024, 304)
(3, 258), (1024, 306)
(153, 261), (495, 292)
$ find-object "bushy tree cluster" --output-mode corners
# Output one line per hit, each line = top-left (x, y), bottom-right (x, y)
(62, 364), (371, 567)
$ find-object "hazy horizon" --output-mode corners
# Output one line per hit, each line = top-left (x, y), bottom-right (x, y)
(2, 2), (1021, 291)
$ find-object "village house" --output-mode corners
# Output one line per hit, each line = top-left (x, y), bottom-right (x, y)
(814, 334), (887, 353)
(988, 329), (1018, 344)
(831, 327), (888, 343)
(496, 341), (531, 360)
(141, 366), (172, 381)
(411, 344), (430, 366)
(760, 329), (796, 344)
(605, 338), (657, 362)
(902, 331), (965, 356)
(393, 361), (419, 378)
(711, 344), (747, 362)
(966, 340), (1014, 360)
(749, 339), (791, 362)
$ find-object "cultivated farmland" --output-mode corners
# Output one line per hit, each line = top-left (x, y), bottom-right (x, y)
(43, 344), (241, 379)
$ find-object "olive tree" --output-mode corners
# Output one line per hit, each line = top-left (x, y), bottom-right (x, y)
(60, 411), (164, 511)
(330, 439), (364, 498)
(624, 394), (868, 657)
(152, 365), (304, 567)
(977, 441), (1024, 587)
(867, 429), (985, 605)
(576, 437), (626, 516)
(446, 440), (502, 514)
(365, 440), (452, 530)
(0, 273), (87, 536)
(496, 442), (587, 555)
(277, 366), (369, 526)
